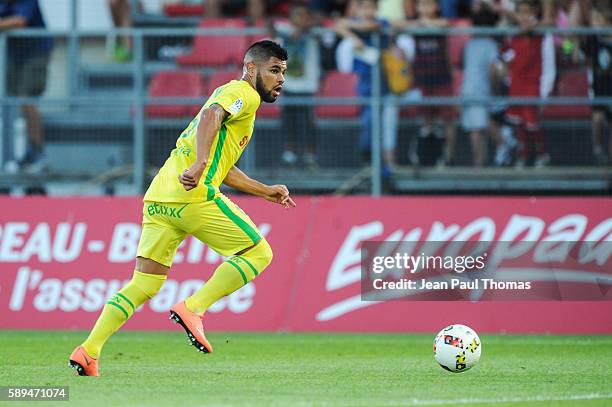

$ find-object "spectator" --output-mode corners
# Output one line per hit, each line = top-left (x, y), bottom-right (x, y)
(109, 0), (132, 61)
(397, 0), (456, 166)
(404, 0), (471, 19)
(204, 0), (282, 21)
(310, 0), (357, 24)
(1, 0), (53, 173)
(271, 3), (321, 169)
(335, 0), (398, 177)
(584, 2), (612, 165)
(461, 0), (500, 166)
(502, 0), (555, 167)
(378, 0), (416, 21)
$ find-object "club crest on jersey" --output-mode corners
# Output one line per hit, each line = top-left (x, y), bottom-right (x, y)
(229, 98), (244, 114)
(239, 135), (249, 148)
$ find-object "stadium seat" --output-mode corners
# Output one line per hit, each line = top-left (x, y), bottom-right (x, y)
(146, 71), (207, 118)
(315, 71), (360, 118)
(542, 69), (591, 119)
(258, 100), (281, 118)
(207, 69), (280, 118)
(176, 18), (248, 67)
(163, 3), (205, 17)
(207, 69), (244, 93)
(448, 19), (470, 68)
(250, 19), (273, 44)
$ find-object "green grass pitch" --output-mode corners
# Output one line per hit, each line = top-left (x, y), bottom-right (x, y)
(1, 331), (611, 406)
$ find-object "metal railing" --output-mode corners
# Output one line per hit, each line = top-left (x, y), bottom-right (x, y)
(1, 23), (611, 195)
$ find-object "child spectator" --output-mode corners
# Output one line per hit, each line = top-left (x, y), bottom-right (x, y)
(584, 2), (612, 165)
(503, 0), (555, 167)
(271, 3), (321, 169)
(461, 0), (500, 166)
(335, 0), (398, 177)
(310, 0), (357, 24)
(398, 0), (456, 166)
(404, 0), (471, 19)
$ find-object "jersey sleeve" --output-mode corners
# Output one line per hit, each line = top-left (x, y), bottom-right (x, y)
(12, 0), (38, 22)
(208, 84), (249, 122)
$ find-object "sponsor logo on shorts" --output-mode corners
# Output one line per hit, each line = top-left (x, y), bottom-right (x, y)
(147, 203), (189, 219)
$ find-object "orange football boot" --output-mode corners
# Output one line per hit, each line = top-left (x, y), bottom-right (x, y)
(169, 301), (213, 353)
(69, 346), (99, 376)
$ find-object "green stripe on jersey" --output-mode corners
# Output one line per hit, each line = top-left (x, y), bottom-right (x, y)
(213, 197), (261, 244)
(204, 124), (228, 201)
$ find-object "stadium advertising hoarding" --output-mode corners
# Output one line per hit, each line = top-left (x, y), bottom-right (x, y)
(0, 196), (610, 333)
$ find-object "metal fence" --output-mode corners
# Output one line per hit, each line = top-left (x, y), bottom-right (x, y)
(1, 24), (611, 196)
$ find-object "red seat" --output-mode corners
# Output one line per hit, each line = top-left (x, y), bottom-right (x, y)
(207, 69), (280, 118)
(400, 105), (418, 118)
(258, 101), (281, 118)
(146, 71), (207, 118)
(207, 69), (243, 93)
(315, 71), (360, 118)
(164, 4), (205, 17)
(542, 69), (591, 119)
(176, 18), (248, 67)
(250, 19), (273, 45)
(448, 18), (470, 68)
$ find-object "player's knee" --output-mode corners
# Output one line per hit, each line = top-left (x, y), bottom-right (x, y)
(257, 238), (273, 269)
(132, 270), (167, 299)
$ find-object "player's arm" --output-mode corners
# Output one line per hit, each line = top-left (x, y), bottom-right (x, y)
(223, 166), (296, 209)
(0, 0), (35, 30)
(178, 104), (229, 191)
(0, 16), (27, 29)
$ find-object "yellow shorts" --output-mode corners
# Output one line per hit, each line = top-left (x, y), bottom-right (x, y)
(136, 195), (262, 267)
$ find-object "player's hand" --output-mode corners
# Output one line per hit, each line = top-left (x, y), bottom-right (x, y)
(264, 184), (296, 209)
(178, 163), (205, 191)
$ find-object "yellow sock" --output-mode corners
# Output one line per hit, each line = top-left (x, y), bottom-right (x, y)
(186, 239), (273, 316)
(82, 270), (166, 358)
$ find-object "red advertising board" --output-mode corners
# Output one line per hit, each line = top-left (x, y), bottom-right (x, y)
(0, 196), (610, 333)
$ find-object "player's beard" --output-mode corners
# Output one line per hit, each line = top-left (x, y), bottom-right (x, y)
(256, 72), (277, 103)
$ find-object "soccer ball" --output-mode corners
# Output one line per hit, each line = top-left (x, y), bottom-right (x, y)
(433, 324), (481, 373)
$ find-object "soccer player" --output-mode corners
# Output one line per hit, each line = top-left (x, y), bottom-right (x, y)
(69, 40), (295, 376)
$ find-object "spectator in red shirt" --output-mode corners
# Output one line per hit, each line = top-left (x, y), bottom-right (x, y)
(503, 0), (555, 167)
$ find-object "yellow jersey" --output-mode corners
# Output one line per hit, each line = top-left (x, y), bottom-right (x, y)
(144, 80), (261, 203)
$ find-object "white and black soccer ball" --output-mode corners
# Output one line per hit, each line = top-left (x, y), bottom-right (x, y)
(433, 324), (481, 373)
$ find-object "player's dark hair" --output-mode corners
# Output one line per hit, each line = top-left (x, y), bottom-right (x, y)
(245, 40), (288, 63)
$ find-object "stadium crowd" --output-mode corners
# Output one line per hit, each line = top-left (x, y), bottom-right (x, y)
(2, 0), (611, 175)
